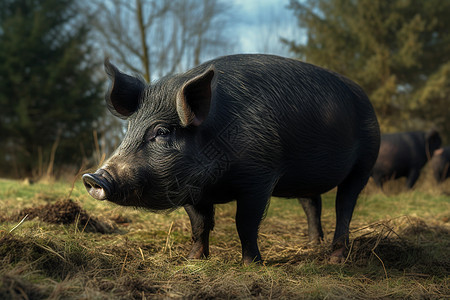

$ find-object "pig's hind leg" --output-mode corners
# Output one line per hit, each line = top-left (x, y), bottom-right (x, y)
(331, 162), (371, 263)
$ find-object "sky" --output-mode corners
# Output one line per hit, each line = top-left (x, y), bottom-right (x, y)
(228, 0), (303, 56)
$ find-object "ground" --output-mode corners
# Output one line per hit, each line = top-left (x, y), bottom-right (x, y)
(0, 173), (449, 299)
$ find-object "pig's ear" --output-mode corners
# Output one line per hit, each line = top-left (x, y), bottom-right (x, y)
(104, 59), (146, 119)
(176, 66), (216, 127)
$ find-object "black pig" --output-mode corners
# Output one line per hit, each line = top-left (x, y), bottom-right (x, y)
(430, 147), (450, 183)
(83, 54), (380, 264)
(371, 130), (441, 189)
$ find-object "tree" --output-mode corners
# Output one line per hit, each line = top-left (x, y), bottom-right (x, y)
(90, 0), (233, 83)
(285, 0), (450, 139)
(0, 0), (105, 178)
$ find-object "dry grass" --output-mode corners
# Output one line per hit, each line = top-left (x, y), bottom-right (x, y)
(0, 177), (449, 299)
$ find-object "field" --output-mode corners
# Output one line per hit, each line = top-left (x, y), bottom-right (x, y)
(0, 173), (449, 299)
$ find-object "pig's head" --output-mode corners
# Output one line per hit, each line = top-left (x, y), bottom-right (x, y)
(425, 129), (442, 159)
(83, 60), (216, 210)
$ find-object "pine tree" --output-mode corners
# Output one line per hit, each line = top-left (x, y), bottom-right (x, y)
(285, 0), (450, 138)
(0, 0), (105, 178)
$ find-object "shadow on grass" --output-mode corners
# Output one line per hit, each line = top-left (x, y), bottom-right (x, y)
(265, 216), (449, 279)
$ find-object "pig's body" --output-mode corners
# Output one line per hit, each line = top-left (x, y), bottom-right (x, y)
(83, 54), (380, 264)
(371, 130), (441, 189)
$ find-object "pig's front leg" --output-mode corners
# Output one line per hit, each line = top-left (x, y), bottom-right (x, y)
(184, 203), (215, 259)
(235, 192), (271, 265)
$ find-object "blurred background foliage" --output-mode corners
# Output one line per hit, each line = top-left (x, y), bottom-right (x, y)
(284, 0), (450, 134)
(0, 0), (105, 178)
(0, 0), (449, 179)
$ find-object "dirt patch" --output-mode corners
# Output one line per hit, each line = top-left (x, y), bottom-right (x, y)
(109, 213), (132, 225)
(7, 199), (117, 234)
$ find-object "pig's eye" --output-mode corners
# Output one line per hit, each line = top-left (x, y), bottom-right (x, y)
(156, 127), (171, 137)
(146, 125), (174, 142)
(150, 126), (173, 141)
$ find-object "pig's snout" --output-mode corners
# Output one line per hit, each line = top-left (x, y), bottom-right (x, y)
(82, 169), (114, 201)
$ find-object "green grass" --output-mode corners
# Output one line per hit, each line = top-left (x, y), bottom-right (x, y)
(0, 177), (449, 299)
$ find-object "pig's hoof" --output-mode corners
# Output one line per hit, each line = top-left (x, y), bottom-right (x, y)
(187, 246), (208, 260)
(307, 237), (323, 246)
(187, 254), (205, 260)
(329, 247), (346, 264)
(187, 253), (208, 260)
(242, 260), (263, 266)
(242, 256), (263, 266)
(329, 255), (344, 264)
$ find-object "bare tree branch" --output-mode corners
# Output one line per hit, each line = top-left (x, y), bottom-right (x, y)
(136, 0), (150, 82)
(90, 0), (233, 81)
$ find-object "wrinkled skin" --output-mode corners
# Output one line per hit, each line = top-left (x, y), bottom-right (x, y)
(371, 130), (441, 189)
(430, 147), (450, 183)
(83, 54), (380, 264)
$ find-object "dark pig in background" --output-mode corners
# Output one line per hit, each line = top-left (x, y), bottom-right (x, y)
(83, 54), (380, 264)
(431, 146), (450, 183)
(371, 130), (441, 189)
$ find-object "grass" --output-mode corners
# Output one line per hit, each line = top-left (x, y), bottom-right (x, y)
(0, 174), (449, 299)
